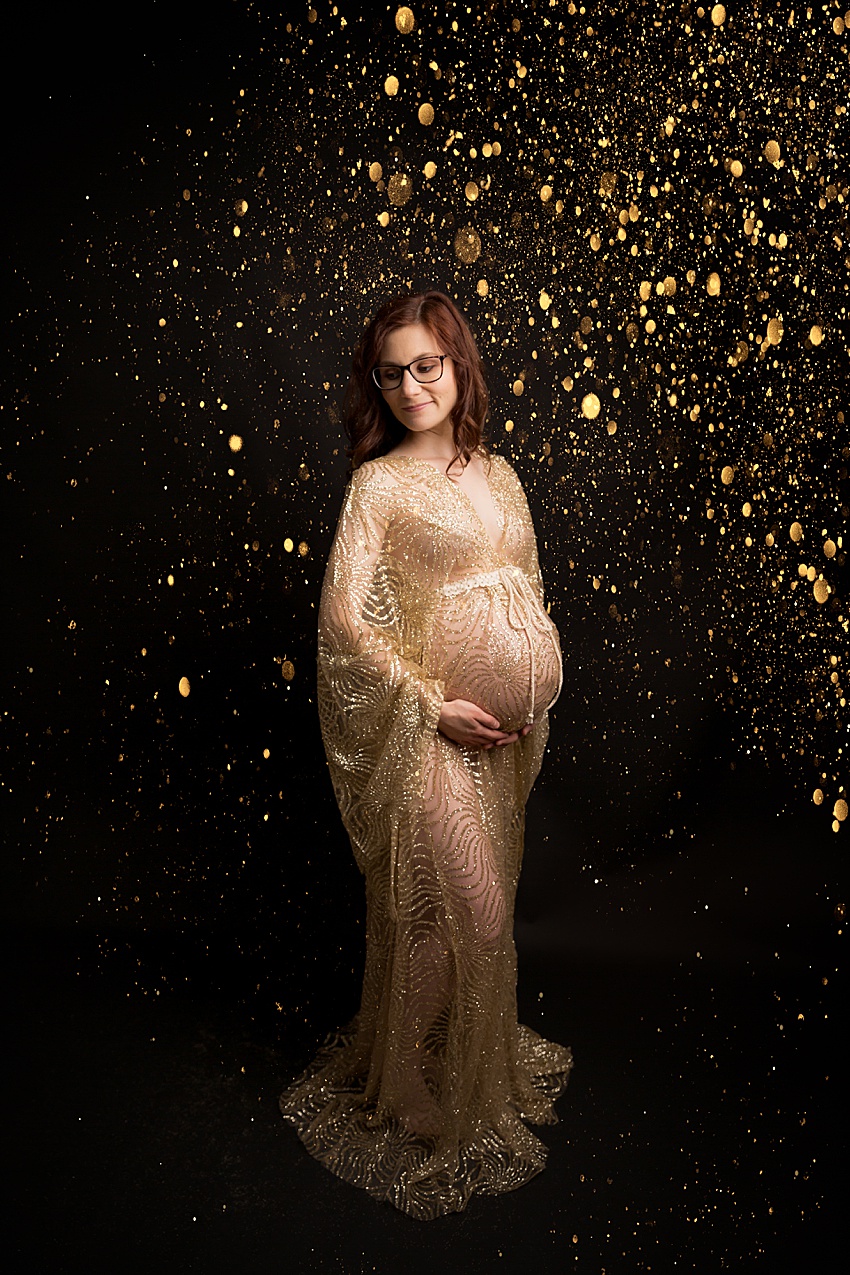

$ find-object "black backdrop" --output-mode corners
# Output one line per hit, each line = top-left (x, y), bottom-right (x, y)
(4, 2), (847, 1270)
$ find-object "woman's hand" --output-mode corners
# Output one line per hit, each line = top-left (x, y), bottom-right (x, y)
(438, 698), (534, 750)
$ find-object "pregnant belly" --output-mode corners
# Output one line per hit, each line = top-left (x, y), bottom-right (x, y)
(431, 568), (563, 733)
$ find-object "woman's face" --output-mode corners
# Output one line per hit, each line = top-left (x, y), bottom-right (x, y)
(376, 322), (458, 441)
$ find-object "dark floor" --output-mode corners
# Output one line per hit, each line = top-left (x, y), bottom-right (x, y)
(9, 799), (845, 1275)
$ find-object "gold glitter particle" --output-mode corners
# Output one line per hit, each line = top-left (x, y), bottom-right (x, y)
(662, 276), (676, 296)
(589, 233), (601, 251)
(465, 181), (479, 202)
(384, 75), (400, 97)
(235, 198), (248, 215)
(228, 434), (243, 452)
(814, 788), (824, 805)
(607, 421), (617, 435)
(813, 579), (830, 604)
(369, 162), (383, 182)
(308, 7), (317, 21)
(378, 211), (391, 227)
(178, 677), (191, 698)
(281, 660), (295, 682)
(395, 5), (415, 33)
(263, 748), (270, 759)
(707, 272), (721, 296)
(824, 540), (837, 558)
(158, 317), (166, 327)
(809, 325), (823, 345)
(764, 139), (781, 164)
(167, 573), (175, 586)
(729, 159), (743, 178)
(767, 318), (783, 345)
(539, 290), (551, 311)
(711, 4), (726, 23)
(283, 538), (294, 553)
(835, 799), (849, 822)
(581, 393), (601, 420)
(298, 541), (309, 557)
(540, 184), (553, 203)
(512, 381), (524, 397)
(476, 279), (489, 297)
(388, 172), (412, 206)
(418, 103), (434, 125)
(834, 16), (846, 35)
(423, 161), (437, 179)
(453, 226), (481, 263)
(790, 521), (803, 542)
(505, 419), (514, 432)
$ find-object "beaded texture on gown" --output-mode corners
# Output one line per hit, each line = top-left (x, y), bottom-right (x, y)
(279, 450), (573, 1220)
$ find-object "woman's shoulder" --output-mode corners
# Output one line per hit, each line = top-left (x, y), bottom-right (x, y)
(348, 454), (410, 495)
(485, 449), (521, 483)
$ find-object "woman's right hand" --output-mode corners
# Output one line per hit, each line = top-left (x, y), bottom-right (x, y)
(438, 698), (532, 750)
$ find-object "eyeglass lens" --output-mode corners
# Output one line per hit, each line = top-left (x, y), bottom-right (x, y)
(373, 357), (444, 389)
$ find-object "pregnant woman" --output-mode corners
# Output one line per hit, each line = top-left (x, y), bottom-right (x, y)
(279, 291), (572, 1220)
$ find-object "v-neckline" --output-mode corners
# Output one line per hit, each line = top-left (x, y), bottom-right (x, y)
(382, 452), (505, 554)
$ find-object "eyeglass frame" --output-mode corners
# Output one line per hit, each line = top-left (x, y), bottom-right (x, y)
(370, 354), (448, 390)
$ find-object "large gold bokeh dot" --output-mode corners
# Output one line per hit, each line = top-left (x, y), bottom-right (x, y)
(454, 226), (481, 263)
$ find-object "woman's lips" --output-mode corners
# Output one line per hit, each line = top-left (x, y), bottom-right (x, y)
(402, 402), (430, 413)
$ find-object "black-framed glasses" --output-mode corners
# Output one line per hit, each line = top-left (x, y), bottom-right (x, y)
(371, 355), (447, 391)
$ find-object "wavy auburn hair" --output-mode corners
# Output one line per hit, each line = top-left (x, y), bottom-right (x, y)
(343, 291), (489, 473)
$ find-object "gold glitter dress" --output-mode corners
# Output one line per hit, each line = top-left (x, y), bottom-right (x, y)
(279, 451), (573, 1219)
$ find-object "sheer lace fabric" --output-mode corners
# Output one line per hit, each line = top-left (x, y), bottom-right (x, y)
(279, 452), (572, 1219)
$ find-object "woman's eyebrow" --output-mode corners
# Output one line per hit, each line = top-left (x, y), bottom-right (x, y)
(380, 350), (441, 362)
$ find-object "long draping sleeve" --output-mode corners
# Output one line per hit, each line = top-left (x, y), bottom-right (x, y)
(317, 464), (445, 865)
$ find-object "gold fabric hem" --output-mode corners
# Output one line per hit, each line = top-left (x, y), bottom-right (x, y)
(279, 1023), (573, 1221)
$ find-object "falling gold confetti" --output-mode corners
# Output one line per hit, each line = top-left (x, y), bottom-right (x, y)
(387, 172), (412, 206)
(721, 466), (735, 485)
(384, 75), (399, 96)
(453, 226), (481, 263)
(178, 677), (191, 697)
(281, 660), (295, 682)
(790, 522), (803, 542)
(418, 103), (434, 125)
(581, 393), (601, 420)
(228, 434), (243, 452)
(394, 5), (414, 33)
(835, 799), (849, 822)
